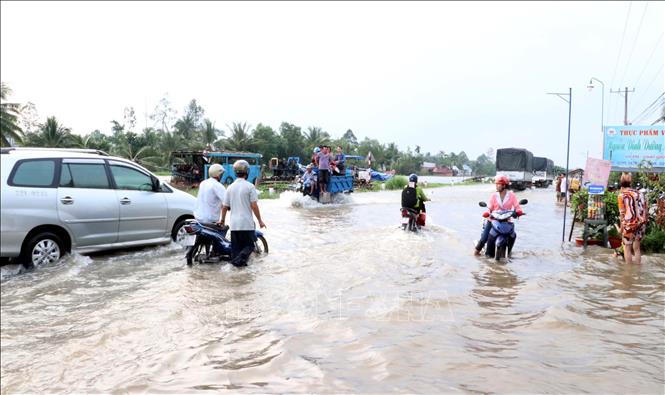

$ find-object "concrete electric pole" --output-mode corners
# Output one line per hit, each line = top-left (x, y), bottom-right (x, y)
(610, 87), (636, 125)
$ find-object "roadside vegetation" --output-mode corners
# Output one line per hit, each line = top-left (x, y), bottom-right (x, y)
(1, 82), (499, 177)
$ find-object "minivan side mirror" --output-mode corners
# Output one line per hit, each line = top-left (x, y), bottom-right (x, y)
(151, 176), (161, 192)
(519, 199), (528, 205)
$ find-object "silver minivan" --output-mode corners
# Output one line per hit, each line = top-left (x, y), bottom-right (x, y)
(1, 147), (196, 266)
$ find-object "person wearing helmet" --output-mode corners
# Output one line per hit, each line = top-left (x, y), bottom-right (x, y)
(220, 160), (266, 267)
(473, 175), (523, 256)
(194, 163), (226, 224)
(401, 174), (430, 222)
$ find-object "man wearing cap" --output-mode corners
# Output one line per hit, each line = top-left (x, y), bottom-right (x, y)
(194, 163), (226, 224)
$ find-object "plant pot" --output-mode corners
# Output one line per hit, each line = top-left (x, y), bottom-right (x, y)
(575, 237), (603, 247)
(608, 236), (622, 249)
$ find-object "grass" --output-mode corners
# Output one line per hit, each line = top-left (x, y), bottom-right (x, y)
(155, 171), (171, 176)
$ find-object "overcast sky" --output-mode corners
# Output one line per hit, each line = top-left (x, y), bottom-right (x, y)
(1, 1), (663, 167)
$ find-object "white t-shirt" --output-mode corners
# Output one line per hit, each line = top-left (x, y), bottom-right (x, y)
(194, 177), (226, 223)
(223, 178), (259, 231)
(560, 177), (568, 192)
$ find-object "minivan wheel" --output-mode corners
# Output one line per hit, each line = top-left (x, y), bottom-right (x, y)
(22, 232), (64, 267)
(172, 219), (190, 246)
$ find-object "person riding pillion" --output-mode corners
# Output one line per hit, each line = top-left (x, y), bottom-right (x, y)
(193, 163), (226, 224)
(473, 175), (523, 256)
(220, 160), (266, 267)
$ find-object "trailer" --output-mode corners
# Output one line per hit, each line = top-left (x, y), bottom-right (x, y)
(495, 148), (534, 191)
(532, 157), (554, 188)
(170, 150), (262, 186)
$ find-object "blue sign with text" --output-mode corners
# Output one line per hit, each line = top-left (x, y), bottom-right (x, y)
(588, 185), (605, 195)
(603, 125), (664, 171)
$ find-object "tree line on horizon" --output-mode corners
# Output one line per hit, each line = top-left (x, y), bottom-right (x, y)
(1, 82), (497, 176)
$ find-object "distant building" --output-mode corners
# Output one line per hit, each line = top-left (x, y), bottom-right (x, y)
(421, 162), (436, 172)
(432, 166), (453, 176)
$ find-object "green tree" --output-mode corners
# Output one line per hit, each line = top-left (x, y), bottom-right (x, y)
(150, 94), (177, 133)
(342, 129), (358, 151)
(226, 122), (253, 151)
(252, 123), (280, 159)
(304, 126), (330, 149)
(278, 122), (305, 158)
(201, 119), (220, 149)
(0, 82), (24, 146)
(157, 131), (183, 169)
(25, 116), (72, 147)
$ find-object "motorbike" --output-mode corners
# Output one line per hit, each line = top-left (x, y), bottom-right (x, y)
(400, 207), (426, 232)
(181, 219), (268, 266)
(478, 199), (528, 261)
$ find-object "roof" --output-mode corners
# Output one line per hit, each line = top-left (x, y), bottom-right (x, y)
(171, 150), (261, 157)
(0, 147), (110, 159)
(422, 162), (436, 168)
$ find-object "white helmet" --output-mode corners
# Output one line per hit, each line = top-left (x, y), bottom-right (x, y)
(208, 163), (224, 178)
(233, 160), (250, 176)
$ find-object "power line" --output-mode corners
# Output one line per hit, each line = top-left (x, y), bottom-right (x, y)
(634, 98), (664, 124)
(633, 64), (664, 110)
(633, 33), (663, 88)
(609, 2), (633, 123)
(631, 92), (664, 124)
(618, 2), (649, 90)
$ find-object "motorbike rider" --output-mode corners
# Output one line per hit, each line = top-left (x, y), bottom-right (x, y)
(193, 163), (226, 224)
(473, 175), (523, 256)
(402, 174), (429, 214)
(220, 160), (266, 267)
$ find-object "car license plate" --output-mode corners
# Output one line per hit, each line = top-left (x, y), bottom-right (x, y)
(401, 217), (409, 225)
(183, 235), (196, 246)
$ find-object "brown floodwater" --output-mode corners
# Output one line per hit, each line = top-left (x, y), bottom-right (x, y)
(1, 184), (663, 393)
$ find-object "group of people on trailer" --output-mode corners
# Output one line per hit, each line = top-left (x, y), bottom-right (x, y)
(301, 145), (347, 196)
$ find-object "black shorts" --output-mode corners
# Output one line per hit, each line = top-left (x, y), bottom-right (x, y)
(318, 169), (330, 185)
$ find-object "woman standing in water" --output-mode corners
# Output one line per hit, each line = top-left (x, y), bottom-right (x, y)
(617, 173), (648, 264)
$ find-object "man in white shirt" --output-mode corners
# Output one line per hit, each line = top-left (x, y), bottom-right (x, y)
(221, 160), (266, 267)
(560, 175), (568, 205)
(193, 163), (226, 223)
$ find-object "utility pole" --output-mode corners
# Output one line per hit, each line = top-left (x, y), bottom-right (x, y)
(547, 88), (572, 243)
(610, 87), (635, 125)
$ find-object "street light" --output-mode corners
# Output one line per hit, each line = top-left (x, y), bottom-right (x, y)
(587, 77), (605, 158)
(547, 88), (572, 243)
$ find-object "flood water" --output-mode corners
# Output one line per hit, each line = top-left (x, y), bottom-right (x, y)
(1, 184), (664, 394)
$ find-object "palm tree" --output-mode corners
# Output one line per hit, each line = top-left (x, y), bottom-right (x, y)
(226, 122), (253, 151)
(157, 131), (184, 169)
(174, 114), (197, 141)
(202, 119), (221, 149)
(28, 116), (72, 147)
(1, 82), (24, 146)
(117, 140), (160, 170)
(304, 126), (330, 149)
(68, 134), (94, 148)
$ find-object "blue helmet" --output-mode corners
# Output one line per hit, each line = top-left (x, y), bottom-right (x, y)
(409, 174), (418, 182)
(313, 147), (321, 154)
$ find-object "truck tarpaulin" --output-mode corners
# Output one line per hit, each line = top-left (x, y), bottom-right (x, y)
(496, 148), (534, 172)
(533, 157), (554, 173)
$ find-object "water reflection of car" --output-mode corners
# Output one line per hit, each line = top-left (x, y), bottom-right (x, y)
(1, 148), (197, 267)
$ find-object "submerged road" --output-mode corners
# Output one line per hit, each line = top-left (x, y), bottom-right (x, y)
(1, 184), (664, 393)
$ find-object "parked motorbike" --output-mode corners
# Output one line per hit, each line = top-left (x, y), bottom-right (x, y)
(181, 219), (268, 266)
(478, 199), (528, 261)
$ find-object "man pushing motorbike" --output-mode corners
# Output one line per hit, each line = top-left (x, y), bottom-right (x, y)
(473, 175), (523, 256)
